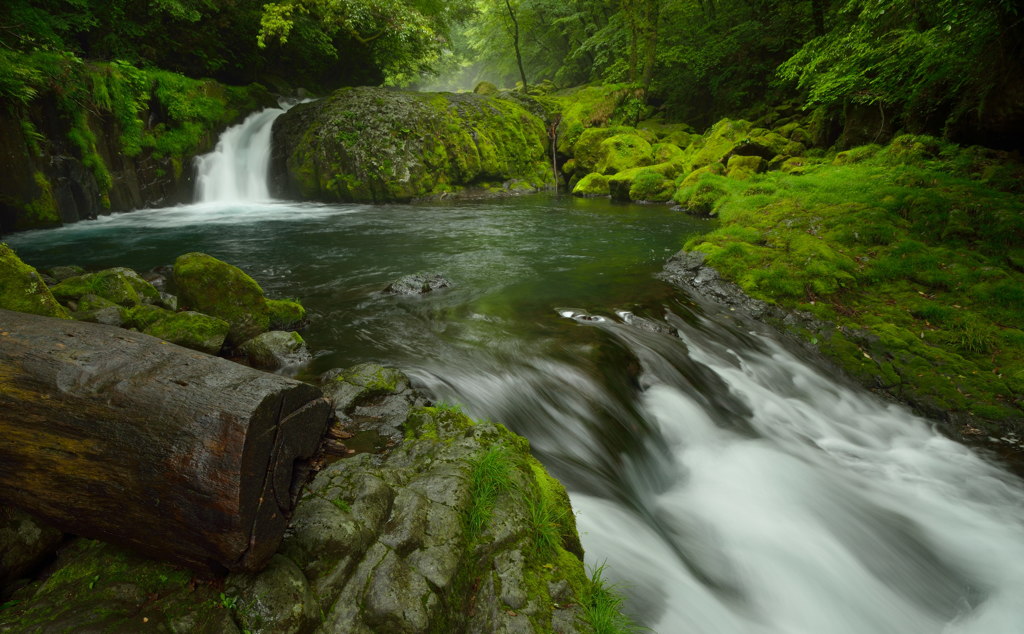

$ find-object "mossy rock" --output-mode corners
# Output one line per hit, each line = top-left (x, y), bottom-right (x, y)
(683, 118), (754, 172)
(673, 178), (729, 216)
(570, 126), (637, 175)
(0, 244), (69, 319)
(127, 304), (173, 330)
(272, 87), (551, 203)
(678, 162), (725, 188)
(47, 265), (85, 282)
(726, 155), (766, 180)
(267, 298), (306, 330)
(780, 157), (811, 175)
(173, 252), (270, 346)
(652, 142), (685, 164)
(238, 330), (310, 371)
(627, 171), (674, 202)
(70, 294), (129, 326)
(596, 133), (654, 175)
(473, 81), (498, 95)
(571, 172), (610, 197)
(51, 268), (158, 308)
(142, 310), (230, 355)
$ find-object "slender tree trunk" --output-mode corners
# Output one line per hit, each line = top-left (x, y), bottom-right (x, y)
(810, 0), (826, 36)
(504, 0), (529, 92)
(639, 0), (660, 97)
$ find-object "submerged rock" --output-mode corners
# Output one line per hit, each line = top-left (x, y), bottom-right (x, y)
(384, 272), (452, 295)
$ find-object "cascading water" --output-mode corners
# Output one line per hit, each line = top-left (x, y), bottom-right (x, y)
(8, 163), (1024, 632)
(193, 99), (302, 202)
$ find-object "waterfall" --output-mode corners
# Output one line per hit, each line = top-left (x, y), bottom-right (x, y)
(193, 100), (302, 203)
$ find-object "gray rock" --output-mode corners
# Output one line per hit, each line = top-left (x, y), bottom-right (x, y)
(384, 272), (452, 295)
(320, 363), (426, 447)
(0, 506), (63, 590)
(226, 555), (320, 634)
(239, 330), (311, 371)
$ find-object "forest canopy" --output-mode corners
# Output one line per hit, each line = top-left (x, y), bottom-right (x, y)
(2, 0), (1021, 145)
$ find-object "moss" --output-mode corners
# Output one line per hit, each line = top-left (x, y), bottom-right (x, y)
(595, 133), (653, 175)
(673, 175), (730, 216)
(127, 304), (173, 330)
(51, 268), (151, 307)
(173, 252), (271, 346)
(0, 243), (70, 319)
(624, 170), (674, 202)
(572, 172), (611, 197)
(726, 155), (766, 180)
(267, 298), (306, 330)
(142, 310), (230, 354)
(677, 131), (1024, 432)
(21, 172), (60, 227)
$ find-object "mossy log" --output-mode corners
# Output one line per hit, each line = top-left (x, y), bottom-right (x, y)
(0, 309), (331, 574)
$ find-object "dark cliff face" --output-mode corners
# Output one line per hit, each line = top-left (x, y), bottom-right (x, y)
(0, 96), (191, 234)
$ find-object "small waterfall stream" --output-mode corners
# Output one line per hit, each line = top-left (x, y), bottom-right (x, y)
(193, 100), (302, 202)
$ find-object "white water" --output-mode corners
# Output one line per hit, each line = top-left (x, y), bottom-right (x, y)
(413, 304), (1024, 633)
(193, 102), (297, 202)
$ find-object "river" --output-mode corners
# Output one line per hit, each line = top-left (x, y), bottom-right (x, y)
(6, 109), (1024, 633)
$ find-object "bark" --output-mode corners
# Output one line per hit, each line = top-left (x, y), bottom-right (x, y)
(0, 309), (331, 574)
(504, 0), (529, 92)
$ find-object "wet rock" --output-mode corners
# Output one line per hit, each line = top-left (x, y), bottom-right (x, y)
(384, 273), (452, 295)
(0, 244), (70, 319)
(0, 507), (63, 591)
(47, 265), (85, 282)
(71, 293), (128, 326)
(226, 555), (320, 634)
(173, 252), (272, 346)
(141, 310), (230, 355)
(320, 363), (426, 446)
(238, 330), (311, 371)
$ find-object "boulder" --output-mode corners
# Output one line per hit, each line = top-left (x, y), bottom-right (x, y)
(726, 155), (766, 180)
(627, 171), (675, 202)
(70, 294), (128, 326)
(238, 330), (311, 371)
(267, 298), (306, 330)
(173, 252), (271, 346)
(270, 87), (551, 203)
(0, 245), (69, 319)
(571, 172), (610, 197)
(51, 267), (159, 308)
(596, 133), (654, 174)
(142, 310), (230, 355)
(47, 265), (85, 282)
(385, 273), (451, 295)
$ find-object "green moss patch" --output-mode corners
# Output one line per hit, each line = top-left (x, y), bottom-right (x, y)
(173, 252), (271, 346)
(0, 244), (69, 319)
(679, 133), (1024, 432)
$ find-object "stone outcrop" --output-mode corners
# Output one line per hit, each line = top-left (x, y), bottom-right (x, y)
(270, 87), (553, 202)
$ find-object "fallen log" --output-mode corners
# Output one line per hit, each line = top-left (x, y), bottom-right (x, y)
(0, 309), (331, 574)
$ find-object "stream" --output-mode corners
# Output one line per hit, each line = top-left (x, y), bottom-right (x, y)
(6, 109), (1024, 633)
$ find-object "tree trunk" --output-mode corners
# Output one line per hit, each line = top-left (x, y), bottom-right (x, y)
(0, 309), (331, 574)
(810, 0), (826, 36)
(504, 0), (529, 92)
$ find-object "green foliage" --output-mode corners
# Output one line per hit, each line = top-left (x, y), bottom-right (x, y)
(778, 0), (1020, 133)
(581, 564), (641, 634)
(465, 445), (516, 538)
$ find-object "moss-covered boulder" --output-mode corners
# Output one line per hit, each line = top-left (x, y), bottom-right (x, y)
(271, 87), (551, 203)
(173, 252), (271, 346)
(572, 172), (610, 197)
(70, 293), (128, 326)
(238, 330), (310, 371)
(679, 162), (726, 188)
(0, 244), (69, 319)
(628, 171), (675, 202)
(142, 310), (230, 355)
(726, 155), (766, 180)
(267, 298), (306, 330)
(568, 126), (636, 175)
(51, 267), (159, 308)
(595, 133), (654, 175)
(674, 177), (729, 216)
